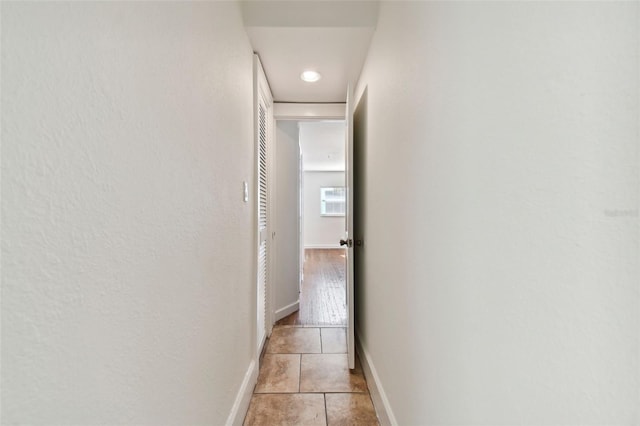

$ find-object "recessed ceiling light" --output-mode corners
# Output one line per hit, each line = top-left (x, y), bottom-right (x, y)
(301, 70), (322, 83)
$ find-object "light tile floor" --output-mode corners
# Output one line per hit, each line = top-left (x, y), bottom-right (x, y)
(244, 326), (379, 426)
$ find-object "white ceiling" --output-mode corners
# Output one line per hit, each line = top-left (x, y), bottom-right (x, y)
(241, 1), (379, 103)
(300, 121), (346, 171)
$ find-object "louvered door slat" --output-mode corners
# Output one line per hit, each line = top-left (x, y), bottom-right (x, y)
(257, 98), (268, 348)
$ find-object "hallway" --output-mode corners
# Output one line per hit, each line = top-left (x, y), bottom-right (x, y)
(245, 249), (374, 425)
(3, 2), (639, 425)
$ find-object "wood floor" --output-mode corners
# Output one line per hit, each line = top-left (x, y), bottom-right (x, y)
(277, 249), (346, 326)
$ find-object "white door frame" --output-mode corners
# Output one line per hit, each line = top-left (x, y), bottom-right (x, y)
(274, 102), (351, 343)
(273, 102), (346, 294)
(273, 103), (346, 300)
(273, 103), (345, 121)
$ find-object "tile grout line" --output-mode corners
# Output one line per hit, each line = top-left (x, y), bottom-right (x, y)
(319, 328), (323, 354)
(297, 353), (301, 393)
(323, 393), (328, 426)
(298, 351), (303, 393)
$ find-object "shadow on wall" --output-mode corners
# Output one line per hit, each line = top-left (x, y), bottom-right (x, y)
(353, 87), (367, 336)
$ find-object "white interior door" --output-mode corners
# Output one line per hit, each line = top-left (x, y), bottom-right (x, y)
(255, 54), (273, 358)
(344, 85), (355, 370)
(299, 151), (304, 288)
(257, 94), (268, 353)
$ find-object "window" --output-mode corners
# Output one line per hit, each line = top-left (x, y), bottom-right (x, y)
(320, 187), (346, 216)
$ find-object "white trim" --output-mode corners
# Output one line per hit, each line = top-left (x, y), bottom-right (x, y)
(257, 333), (267, 359)
(225, 359), (258, 426)
(266, 60), (276, 340)
(255, 58), (273, 109)
(304, 244), (342, 249)
(274, 103), (345, 120)
(356, 331), (398, 426)
(274, 300), (300, 322)
(304, 169), (346, 173)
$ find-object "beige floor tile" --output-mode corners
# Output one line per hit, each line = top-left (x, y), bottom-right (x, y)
(321, 328), (347, 353)
(255, 354), (301, 393)
(325, 393), (380, 426)
(267, 327), (321, 354)
(300, 354), (367, 393)
(243, 393), (326, 426)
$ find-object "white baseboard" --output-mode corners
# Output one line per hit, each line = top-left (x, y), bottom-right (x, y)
(356, 330), (398, 426)
(225, 359), (257, 426)
(275, 300), (300, 322)
(304, 245), (342, 249)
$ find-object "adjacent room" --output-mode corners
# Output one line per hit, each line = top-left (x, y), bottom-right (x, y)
(274, 120), (347, 326)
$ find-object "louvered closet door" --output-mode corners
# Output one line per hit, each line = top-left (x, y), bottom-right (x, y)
(257, 96), (268, 349)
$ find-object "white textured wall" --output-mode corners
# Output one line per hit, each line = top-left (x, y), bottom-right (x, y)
(275, 121), (300, 317)
(303, 172), (345, 248)
(355, 2), (639, 424)
(1, 2), (255, 424)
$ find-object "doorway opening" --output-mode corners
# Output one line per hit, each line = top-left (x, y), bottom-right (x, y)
(273, 120), (347, 327)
